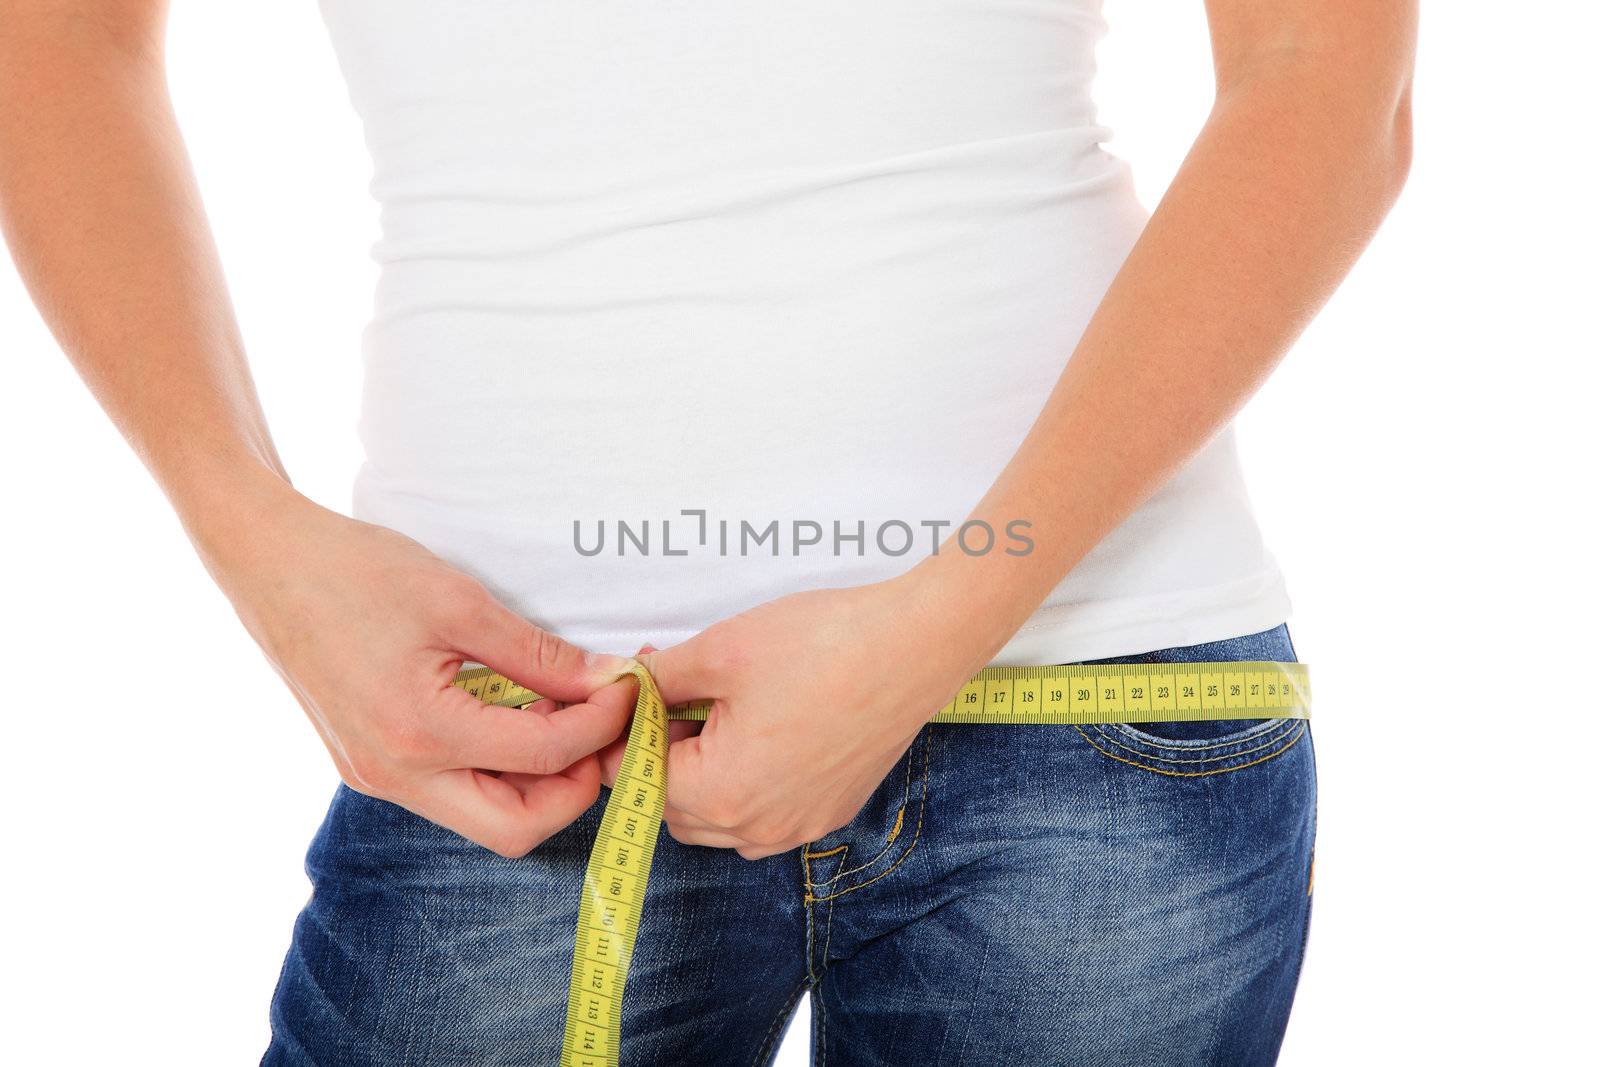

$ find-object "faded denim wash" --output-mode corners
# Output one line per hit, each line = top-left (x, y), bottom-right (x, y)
(265, 624), (1316, 1066)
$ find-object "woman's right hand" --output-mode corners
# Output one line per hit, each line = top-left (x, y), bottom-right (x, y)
(195, 481), (637, 857)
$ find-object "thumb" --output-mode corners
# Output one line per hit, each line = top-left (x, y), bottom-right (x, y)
(454, 596), (634, 703)
(637, 632), (726, 706)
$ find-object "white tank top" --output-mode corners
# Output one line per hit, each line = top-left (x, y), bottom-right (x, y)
(321, 0), (1290, 664)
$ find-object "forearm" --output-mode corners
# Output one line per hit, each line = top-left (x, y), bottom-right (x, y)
(0, 6), (294, 566)
(911, 53), (1413, 669)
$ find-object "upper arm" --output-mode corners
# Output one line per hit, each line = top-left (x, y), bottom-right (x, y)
(0, 0), (169, 61)
(1203, 0), (1417, 100)
(1203, 0), (1415, 186)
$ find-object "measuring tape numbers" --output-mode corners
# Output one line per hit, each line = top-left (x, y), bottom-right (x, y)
(451, 658), (1311, 1066)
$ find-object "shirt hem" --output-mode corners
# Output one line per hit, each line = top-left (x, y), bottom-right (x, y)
(572, 567), (1294, 667)
(989, 567), (1295, 666)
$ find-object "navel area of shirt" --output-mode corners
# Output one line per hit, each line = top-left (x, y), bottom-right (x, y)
(322, 0), (1292, 665)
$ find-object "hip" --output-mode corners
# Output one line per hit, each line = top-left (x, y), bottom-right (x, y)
(268, 623), (1315, 1065)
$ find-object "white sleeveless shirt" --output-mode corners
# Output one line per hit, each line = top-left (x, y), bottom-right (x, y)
(321, 0), (1291, 664)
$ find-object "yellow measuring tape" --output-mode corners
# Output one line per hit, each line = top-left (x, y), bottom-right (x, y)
(451, 659), (1311, 1066)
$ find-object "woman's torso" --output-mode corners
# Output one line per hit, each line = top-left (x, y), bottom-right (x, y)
(321, 0), (1289, 661)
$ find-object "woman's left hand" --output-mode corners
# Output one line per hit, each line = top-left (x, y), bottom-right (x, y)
(636, 572), (983, 860)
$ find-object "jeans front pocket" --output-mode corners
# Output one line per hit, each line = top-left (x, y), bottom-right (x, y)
(1069, 622), (1308, 778)
(1077, 716), (1308, 778)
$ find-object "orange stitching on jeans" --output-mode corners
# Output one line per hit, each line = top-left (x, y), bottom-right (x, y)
(809, 738), (916, 887)
(1088, 724), (1294, 764)
(800, 850), (821, 974)
(1085, 720), (1299, 764)
(802, 842), (849, 903)
(800, 840), (843, 969)
(884, 806), (905, 845)
(801, 844), (847, 860)
(1103, 717), (1296, 752)
(1074, 722), (1306, 778)
(808, 737), (929, 903)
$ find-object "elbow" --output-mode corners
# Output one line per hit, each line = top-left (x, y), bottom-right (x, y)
(1326, 77), (1413, 223)
(0, 6), (167, 69)
(1222, 53), (1415, 214)
(1378, 83), (1414, 208)
(1322, 68), (1414, 214)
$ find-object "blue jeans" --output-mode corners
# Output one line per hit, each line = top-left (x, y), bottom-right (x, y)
(265, 624), (1316, 1066)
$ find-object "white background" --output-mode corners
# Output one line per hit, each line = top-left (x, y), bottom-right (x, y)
(2, 3), (1595, 1063)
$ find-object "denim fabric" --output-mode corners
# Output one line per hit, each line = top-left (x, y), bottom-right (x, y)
(265, 624), (1316, 1066)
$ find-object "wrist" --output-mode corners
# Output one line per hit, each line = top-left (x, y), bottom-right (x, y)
(173, 458), (316, 580)
(899, 545), (1058, 674)
(892, 554), (1020, 681)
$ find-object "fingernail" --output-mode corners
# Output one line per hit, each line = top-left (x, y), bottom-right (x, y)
(585, 652), (636, 680)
